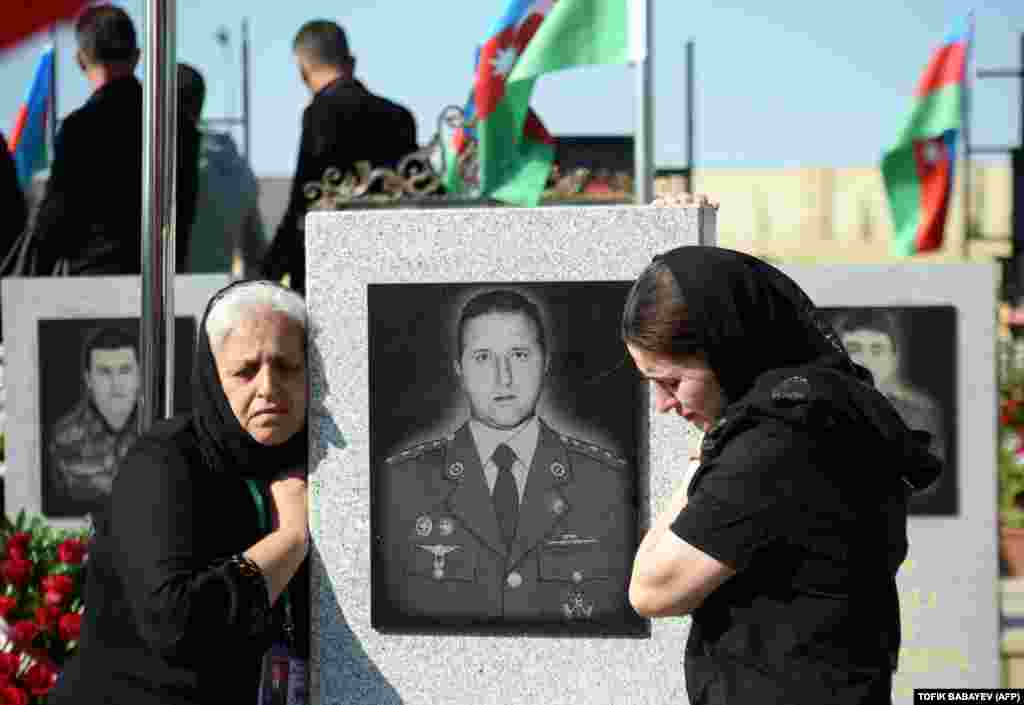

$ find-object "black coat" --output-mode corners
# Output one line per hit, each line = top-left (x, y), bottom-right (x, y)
(48, 416), (310, 705)
(0, 131), (27, 259)
(262, 78), (418, 294)
(31, 76), (199, 275)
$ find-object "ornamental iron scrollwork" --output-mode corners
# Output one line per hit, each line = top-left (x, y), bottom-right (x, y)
(303, 104), (481, 208)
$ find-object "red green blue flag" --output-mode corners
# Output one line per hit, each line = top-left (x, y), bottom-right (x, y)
(881, 15), (973, 256)
(9, 45), (55, 189)
(446, 0), (634, 206)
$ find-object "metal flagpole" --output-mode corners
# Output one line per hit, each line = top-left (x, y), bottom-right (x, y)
(686, 38), (695, 195)
(242, 18), (251, 163)
(140, 0), (177, 430)
(633, 0), (654, 205)
(961, 13), (974, 261)
(48, 24), (58, 163)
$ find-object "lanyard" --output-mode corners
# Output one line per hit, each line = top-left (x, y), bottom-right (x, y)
(244, 478), (295, 643)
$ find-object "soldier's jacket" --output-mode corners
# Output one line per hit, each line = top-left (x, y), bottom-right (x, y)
(49, 399), (138, 512)
(376, 419), (636, 627)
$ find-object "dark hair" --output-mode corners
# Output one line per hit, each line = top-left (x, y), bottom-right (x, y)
(293, 20), (353, 68)
(457, 290), (546, 358)
(82, 327), (139, 373)
(178, 63), (205, 124)
(830, 308), (903, 355)
(75, 4), (138, 65)
(621, 259), (701, 358)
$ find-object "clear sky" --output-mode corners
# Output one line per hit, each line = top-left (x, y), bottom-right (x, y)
(0, 0), (1021, 177)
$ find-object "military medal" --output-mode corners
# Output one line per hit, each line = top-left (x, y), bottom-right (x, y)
(562, 589), (594, 619)
(418, 544), (461, 580)
(438, 517), (455, 536)
(549, 461), (566, 479)
(446, 461), (464, 480)
(415, 515), (433, 537)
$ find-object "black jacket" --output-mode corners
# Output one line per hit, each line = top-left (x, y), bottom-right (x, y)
(0, 131), (27, 259)
(673, 356), (942, 704)
(31, 76), (199, 275)
(48, 416), (310, 705)
(262, 78), (417, 293)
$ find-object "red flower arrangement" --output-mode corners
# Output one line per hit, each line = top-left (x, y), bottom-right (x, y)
(0, 512), (89, 704)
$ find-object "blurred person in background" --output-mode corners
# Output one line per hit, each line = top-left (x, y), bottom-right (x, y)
(0, 131), (27, 261)
(179, 62), (268, 278)
(30, 4), (199, 275)
(262, 19), (418, 294)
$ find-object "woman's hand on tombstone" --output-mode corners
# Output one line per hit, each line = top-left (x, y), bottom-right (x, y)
(651, 193), (720, 210)
(270, 467), (309, 550)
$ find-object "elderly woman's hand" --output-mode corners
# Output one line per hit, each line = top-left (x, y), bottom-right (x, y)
(270, 467), (309, 545)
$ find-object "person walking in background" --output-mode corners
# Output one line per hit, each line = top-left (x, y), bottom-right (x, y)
(178, 62), (268, 278)
(30, 4), (199, 275)
(0, 131), (28, 261)
(262, 19), (418, 294)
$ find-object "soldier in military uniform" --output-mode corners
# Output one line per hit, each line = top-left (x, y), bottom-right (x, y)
(47, 326), (140, 518)
(375, 290), (637, 629)
(831, 309), (946, 462)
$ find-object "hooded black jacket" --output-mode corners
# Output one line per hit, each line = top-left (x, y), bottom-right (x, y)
(673, 355), (941, 704)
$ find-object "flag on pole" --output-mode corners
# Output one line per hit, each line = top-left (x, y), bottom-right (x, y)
(881, 16), (972, 256)
(446, 0), (634, 206)
(0, 0), (88, 52)
(9, 45), (55, 189)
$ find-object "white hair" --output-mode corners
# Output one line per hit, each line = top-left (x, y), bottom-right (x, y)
(205, 281), (307, 351)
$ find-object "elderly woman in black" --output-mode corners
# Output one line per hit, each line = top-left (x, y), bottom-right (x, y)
(50, 280), (310, 705)
(623, 246), (942, 704)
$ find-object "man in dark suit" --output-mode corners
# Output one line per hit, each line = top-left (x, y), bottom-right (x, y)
(31, 3), (199, 275)
(0, 131), (27, 259)
(262, 19), (418, 294)
(376, 290), (637, 630)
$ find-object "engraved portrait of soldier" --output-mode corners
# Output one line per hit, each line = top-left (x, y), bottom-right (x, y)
(369, 283), (644, 635)
(825, 306), (957, 515)
(39, 318), (197, 519)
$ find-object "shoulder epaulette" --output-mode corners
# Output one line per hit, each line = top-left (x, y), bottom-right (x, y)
(560, 434), (628, 469)
(385, 437), (448, 466)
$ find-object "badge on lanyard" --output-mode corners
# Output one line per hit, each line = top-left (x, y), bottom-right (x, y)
(258, 641), (307, 705)
(247, 479), (309, 705)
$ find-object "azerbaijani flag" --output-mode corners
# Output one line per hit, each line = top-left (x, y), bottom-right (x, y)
(881, 16), (972, 256)
(9, 45), (55, 189)
(446, 0), (634, 206)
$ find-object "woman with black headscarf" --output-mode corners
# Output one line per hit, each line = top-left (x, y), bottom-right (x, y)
(50, 280), (310, 705)
(622, 245), (942, 704)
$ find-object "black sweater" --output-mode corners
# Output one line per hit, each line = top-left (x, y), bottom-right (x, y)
(49, 416), (310, 705)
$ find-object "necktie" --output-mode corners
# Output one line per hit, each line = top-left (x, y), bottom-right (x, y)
(492, 443), (519, 548)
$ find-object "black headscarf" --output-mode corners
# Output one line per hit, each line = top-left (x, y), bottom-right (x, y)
(652, 246), (868, 403)
(192, 280), (308, 480)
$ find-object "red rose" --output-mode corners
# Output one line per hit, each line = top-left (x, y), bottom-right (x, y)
(57, 613), (81, 642)
(9, 622), (36, 647)
(0, 561), (31, 588)
(0, 598), (16, 620)
(4, 535), (29, 563)
(0, 685), (27, 705)
(39, 575), (73, 600)
(33, 608), (59, 633)
(44, 591), (64, 608)
(56, 539), (86, 565)
(0, 653), (19, 682)
(19, 661), (55, 697)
